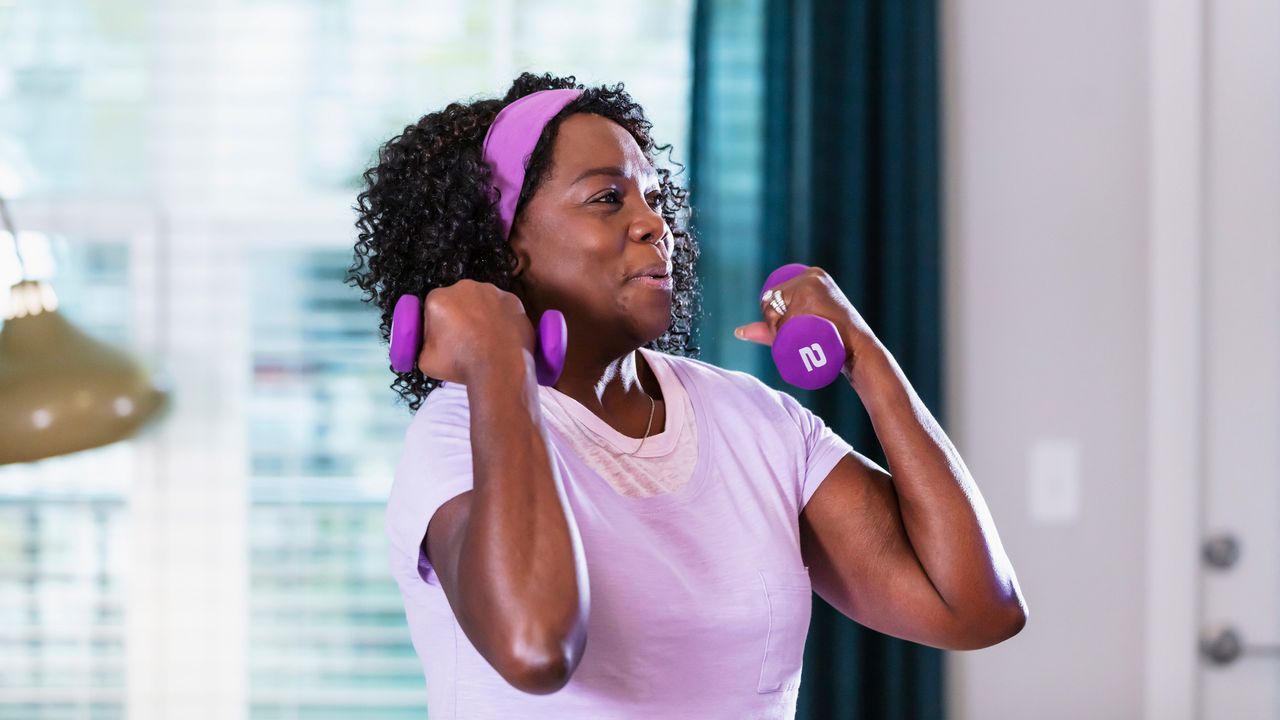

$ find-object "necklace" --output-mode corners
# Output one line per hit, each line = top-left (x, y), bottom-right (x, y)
(549, 387), (658, 457)
(626, 392), (657, 457)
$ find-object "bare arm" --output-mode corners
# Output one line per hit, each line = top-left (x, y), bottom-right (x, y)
(738, 267), (1026, 648)
(426, 350), (589, 694)
(799, 340), (1026, 650)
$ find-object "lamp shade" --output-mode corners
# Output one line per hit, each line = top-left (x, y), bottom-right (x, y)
(0, 280), (170, 465)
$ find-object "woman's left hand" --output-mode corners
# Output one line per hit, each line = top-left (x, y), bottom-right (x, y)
(733, 266), (883, 381)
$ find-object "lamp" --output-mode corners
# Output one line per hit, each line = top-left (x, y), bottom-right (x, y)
(0, 195), (170, 465)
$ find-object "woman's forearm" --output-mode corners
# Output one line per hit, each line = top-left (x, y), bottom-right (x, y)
(462, 351), (590, 687)
(847, 339), (1027, 635)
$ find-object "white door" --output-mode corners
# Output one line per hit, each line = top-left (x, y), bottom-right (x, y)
(1198, 0), (1280, 716)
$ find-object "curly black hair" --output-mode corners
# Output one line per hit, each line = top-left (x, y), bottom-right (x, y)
(347, 71), (702, 413)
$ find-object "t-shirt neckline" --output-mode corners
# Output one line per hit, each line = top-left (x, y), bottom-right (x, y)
(541, 351), (712, 512)
(542, 347), (685, 457)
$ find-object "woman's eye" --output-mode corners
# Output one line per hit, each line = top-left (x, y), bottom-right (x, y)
(593, 189), (665, 208)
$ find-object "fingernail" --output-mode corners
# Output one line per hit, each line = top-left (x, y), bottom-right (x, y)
(734, 327), (745, 339)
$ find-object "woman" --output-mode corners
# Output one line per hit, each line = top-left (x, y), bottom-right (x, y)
(350, 72), (1026, 719)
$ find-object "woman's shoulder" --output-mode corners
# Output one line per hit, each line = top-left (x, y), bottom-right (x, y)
(653, 351), (789, 413)
(408, 381), (471, 431)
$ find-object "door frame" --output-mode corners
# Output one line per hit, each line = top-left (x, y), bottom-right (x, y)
(1145, 0), (1205, 717)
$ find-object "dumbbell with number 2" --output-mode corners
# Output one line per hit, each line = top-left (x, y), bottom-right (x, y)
(760, 263), (848, 390)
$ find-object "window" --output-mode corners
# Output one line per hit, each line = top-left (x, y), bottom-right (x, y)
(247, 247), (421, 716)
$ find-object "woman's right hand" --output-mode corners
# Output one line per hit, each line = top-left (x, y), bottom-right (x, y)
(416, 279), (537, 385)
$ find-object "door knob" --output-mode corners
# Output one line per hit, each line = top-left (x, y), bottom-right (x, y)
(1201, 625), (1243, 664)
(1201, 532), (1240, 569)
(1201, 625), (1280, 665)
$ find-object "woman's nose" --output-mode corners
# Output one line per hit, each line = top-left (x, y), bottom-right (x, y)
(629, 202), (669, 247)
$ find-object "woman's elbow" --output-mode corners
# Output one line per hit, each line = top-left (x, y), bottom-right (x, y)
(502, 653), (575, 695)
(500, 623), (588, 695)
(941, 602), (1028, 652)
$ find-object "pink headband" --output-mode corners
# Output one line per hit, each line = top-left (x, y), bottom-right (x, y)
(482, 88), (584, 240)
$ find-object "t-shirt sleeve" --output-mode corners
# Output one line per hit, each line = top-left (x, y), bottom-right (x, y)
(776, 389), (855, 512)
(384, 382), (474, 587)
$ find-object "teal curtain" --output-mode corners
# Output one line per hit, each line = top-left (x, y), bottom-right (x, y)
(690, 0), (946, 717)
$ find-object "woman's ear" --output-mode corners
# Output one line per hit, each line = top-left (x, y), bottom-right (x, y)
(508, 227), (530, 279)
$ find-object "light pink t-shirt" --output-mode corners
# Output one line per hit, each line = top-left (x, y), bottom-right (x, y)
(384, 351), (854, 719)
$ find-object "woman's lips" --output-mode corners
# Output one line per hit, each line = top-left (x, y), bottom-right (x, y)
(627, 275), (673, 290)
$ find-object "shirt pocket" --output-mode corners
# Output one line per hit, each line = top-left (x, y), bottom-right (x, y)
(756, 567), (814, 694)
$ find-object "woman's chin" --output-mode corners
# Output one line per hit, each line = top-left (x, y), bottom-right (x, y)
(619, 287), (674, 339)
(644, 310), (675, 341)
(624, 308), (672, 344)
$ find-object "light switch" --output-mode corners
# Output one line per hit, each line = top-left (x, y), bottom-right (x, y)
(1028, 438), (1080, 525)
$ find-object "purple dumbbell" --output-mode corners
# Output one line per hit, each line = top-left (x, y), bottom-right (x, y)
(761, 263), (847, 390)
(389, 294), (568, 386)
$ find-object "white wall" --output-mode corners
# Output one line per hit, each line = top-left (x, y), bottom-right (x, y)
(941, 2), (1151, 718)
